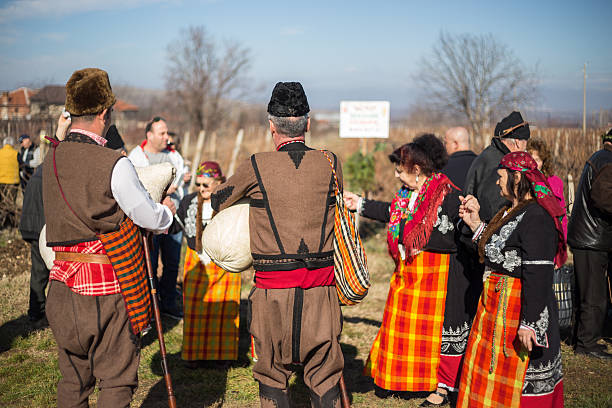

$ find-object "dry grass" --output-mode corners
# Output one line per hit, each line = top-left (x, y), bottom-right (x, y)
(1, 227), (611, 407)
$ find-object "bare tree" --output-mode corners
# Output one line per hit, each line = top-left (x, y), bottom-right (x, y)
(416, 32), (538, 143)
(165, 25), (251, 134)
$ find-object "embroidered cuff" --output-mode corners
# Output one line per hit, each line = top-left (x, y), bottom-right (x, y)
(357, 196), (365, 216)
(520, 306), (550, 348)
(472, 222), (486, 242)
(519, 324), (549, 348)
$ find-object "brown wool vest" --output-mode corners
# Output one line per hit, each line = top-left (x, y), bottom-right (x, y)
(43, 140), (125, 246)
(249, 150), (337, 270)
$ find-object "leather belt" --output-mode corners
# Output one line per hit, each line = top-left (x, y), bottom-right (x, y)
(55, 251), (111, 265)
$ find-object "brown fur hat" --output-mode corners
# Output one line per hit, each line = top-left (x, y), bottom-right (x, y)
(65, 68), (116, 116)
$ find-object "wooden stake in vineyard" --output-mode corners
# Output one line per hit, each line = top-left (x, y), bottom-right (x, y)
(189, 130), (206, 191)
(583, 63), (587, 138)
(181, 130), (191, 160)
(567, 173), (575, 215)
(227, 129), (244, 177)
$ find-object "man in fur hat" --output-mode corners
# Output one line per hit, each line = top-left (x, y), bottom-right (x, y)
(211, 82), (344, 408)
(42, 68), (176, 407)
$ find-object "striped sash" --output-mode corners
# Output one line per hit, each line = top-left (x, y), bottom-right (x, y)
(98, 217), (151, 335)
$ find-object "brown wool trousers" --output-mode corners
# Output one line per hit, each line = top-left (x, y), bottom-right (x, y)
(249, 285), (344, 408)
(46, 281), (140, 408)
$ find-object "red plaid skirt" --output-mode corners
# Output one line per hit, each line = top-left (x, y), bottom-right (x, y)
(457, 273), (528, 407)
(365, 251), (450, 391)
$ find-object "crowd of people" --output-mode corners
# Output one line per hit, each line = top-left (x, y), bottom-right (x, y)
(2, 66), (611, 407)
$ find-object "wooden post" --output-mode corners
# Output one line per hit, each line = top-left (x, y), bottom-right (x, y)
(260, 130), (271, 153)
(210, 131), (217, 160)
(227, 129), (244, 177)
(597, 133), (601, 150)
(567, 174), (575, 215)
(554, 130), (560, 157)
(181, 131), (191, 161)
(583, 63), (587, 139)
(189, 130), (206, 191)
(360, 138), (367, 157)
(355, 138), (370, 232)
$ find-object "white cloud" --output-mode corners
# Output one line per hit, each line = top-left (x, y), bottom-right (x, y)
(0, 0), (175, 23)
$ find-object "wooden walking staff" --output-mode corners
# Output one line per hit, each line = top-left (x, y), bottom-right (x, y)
(142, 231), (178, 408)
(339, 374), (351, 408)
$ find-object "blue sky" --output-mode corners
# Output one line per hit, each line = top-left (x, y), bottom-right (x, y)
(1, 0), (611, 114)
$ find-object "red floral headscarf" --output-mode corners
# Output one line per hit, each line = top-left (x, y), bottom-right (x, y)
(499, 151), (567, 267)
(196, 161), (223, 179)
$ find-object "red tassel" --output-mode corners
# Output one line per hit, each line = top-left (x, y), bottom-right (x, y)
(45, 136), (60, 147)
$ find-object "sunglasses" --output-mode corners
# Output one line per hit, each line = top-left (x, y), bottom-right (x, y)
(145, 116), (166, 133)
(195, 182), (211, 188)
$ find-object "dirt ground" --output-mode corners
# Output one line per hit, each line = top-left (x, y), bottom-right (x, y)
(0, 229), (30, 279)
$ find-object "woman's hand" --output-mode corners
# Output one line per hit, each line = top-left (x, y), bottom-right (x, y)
(343, 191), (361, 211)
(518, 327), (536, 352)
(459, 195), (482, 232)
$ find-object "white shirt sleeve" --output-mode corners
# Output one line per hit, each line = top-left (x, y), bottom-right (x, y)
(30, 146), (42, 167)
(111, 157), (173, 233)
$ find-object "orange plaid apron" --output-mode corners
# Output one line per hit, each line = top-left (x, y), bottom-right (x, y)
(98, 217), (151, 335)
(365, 251), (449, 391)
(182, 247), (241, 361)
(457, 273), (529, 408)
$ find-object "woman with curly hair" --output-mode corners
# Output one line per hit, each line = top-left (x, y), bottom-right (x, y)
(527, 138), (568, 240)
(345, 134), (479, 406)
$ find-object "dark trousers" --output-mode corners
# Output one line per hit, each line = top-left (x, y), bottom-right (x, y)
(46, 281), (140, 408)
(150, 231), (182, 311)
(27, 240), (49, 320)
(572, 247), (611, 351)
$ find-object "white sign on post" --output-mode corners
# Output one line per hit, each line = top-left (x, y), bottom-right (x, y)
(339, 101), (390, 138)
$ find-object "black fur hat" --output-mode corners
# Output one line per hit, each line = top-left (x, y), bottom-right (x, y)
(267, 82), (310, 117)
(494, 111), (530, 140)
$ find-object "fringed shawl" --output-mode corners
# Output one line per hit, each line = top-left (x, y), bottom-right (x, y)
(387, 173), (455, 263)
